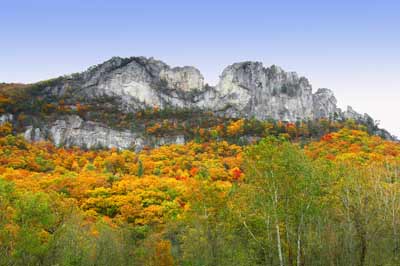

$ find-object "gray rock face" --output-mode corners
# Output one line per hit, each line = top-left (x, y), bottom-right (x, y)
(49, 57), (208, 111)
(48, 115), (141, 149)
(23, 115), (186, 150)
(25, 115), (139, 149)
(42, 57), (343, 121)
(24, 126), (44, 142)
(343, 106), (364, 121)
(0, 114), (13, 125)
(313, 88), (339, 119)
(160, 66), (204, 92)
(146, 135), (186, 148)
(206, 63), (315, 120)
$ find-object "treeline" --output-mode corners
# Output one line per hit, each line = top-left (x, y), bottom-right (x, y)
(0, 124), (400, 265)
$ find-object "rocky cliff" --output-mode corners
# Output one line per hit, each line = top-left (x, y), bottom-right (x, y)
(0, 56), (393, 148)
(22, 115), (185, 151)
(39, 57), (342, 121)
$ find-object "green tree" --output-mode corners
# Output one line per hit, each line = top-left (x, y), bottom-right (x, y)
(239, 137), (324, 266)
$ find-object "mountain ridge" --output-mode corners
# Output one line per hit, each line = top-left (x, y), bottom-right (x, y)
(12, 56), (370, 120)
(0, 56), (395, 149)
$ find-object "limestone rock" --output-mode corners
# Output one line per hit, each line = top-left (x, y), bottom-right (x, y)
(24, 126), (44, 142)
(49, 115), (141, 149)
(343, 106), (364, 121)
(209, 62), (315, 121)
(38, 57), (346, 122)
(0, 114), (13, 125)
(313, 88), (339, 119)
(46, 57), (208, 111)
(23, 115), (187, 150)
(38, 58), (329, 120)
(160, 66), (204, 92)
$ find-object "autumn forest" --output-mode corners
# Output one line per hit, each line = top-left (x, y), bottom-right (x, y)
(3, 0), (400, 265)
(0, 116), (399, 266)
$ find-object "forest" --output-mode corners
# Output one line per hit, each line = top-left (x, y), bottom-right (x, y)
(0, 120), (400, 266)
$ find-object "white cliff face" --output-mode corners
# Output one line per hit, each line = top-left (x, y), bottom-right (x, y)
(343, 106), (364, 121)
(62, 57), (207, 110)
(23, 115), (141, 150)
(86, 58), (164, 107)
(23, 115), (186, 150)
(211, 63), (253, 111)
(208, 63), (314, 121)
(48, 115), (142, 149)
(160, 67), (204, 92)
(24, 126), (44, 142)
(313, 88), (339, 119)
(43, 57), (342, 121)
(0, 114), (13, 125)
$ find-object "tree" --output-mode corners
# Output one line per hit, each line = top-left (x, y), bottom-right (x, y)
(239, 136), (324, 266)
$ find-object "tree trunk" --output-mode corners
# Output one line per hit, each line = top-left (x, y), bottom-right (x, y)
(276, 223), (284, 266)
(274, 190), (284, 266)
(297, 231), (301, 266)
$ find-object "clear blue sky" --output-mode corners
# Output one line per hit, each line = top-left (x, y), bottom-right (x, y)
(1, 0), (399, 136)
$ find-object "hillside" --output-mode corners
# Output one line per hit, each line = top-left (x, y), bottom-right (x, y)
(0, 122), (400, 265)
(0, 57), (394, 151)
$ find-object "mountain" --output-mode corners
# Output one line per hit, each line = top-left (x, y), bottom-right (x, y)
(0, 56), (394, 149)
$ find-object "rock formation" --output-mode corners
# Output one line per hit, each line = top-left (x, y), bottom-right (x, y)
(41, 57), (342, 121)
(0, 114), (13, 125)
(2, 56), (393, 148)
(22, 115), (185, 151)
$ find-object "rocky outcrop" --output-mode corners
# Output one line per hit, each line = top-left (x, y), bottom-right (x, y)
(24, 126), (44, 142)
(24, 115), (139, 149)
(343, 106), (365, 121)
(46, 57), (208, 111)
(205, 63), (315, 120)
(0, 114), (13, 125)
(23, 115), (186, 150)
(40, 57), (345, 121)
(160, 66), (204, 92)
(49, 115), (141, 149)
(313, 88), (340, 119)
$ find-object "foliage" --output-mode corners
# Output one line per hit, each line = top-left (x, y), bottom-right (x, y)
(0, 122), (399, 265)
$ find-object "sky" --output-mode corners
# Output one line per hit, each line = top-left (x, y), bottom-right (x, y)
(1, 0), (399, 137)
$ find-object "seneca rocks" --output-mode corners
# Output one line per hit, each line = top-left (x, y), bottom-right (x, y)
(17, 56), (386, 149)
(40, 57), (343, 120)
